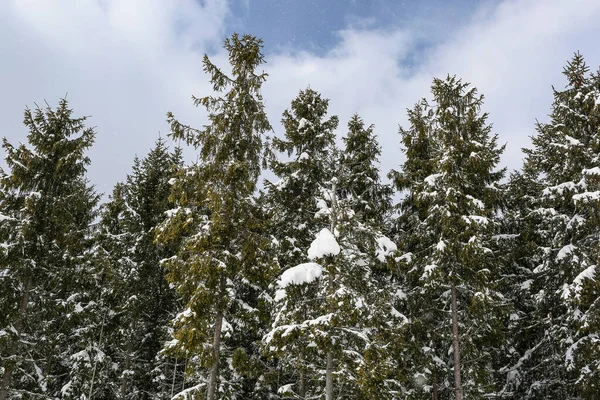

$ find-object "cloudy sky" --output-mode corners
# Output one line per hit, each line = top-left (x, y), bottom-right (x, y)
(1, 0), (600, 195)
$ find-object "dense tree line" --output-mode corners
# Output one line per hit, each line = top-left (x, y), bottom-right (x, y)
(1, 34), (599, 399)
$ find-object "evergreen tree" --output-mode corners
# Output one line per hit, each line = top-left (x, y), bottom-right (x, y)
(490, 169), (544, 398)
(340, 114), (392, 226)
(388, 100), (437, 246)
(338, 116), (404, 398)
(260, 88), (339, 398)
(388, 100), (447, 398)
(0, 99), (99, 399)
(515, 53), (600, 398)
(157, 33), (275, 400)
(266, 87), (340, 270)
(265, 111), (404, 399)
(93, 138), (184, 398)
(392, 77), (509, 399)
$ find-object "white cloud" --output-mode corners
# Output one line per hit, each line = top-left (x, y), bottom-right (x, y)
(1, 0), (599, 195)
(0, 0), (229, 195)
(263, 0), (600, 177)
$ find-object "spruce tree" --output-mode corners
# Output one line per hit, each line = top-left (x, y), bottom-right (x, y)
(388, 100), (446, 398)
(93, 138), (184, 398)
(0, 99), (99, 399)
(488, 169), (545, 398)
(261, 88), (338, 398)
(157, 33), (275, 400)
(338, 115), (404, 398)
(516, 53), (600, 398)
(340, 114), (392, 226)
(265, 87), (340, 273)
(392, 77), (509, 399)
(265, 111), (404, 399)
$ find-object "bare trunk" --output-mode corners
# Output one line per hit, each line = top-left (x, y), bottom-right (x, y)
(206, 310), (223, 400)
(451, 284), (462, 400)
(120, 339), (132, 398)
(170, 357), (178, 399)
(325, 352), (333, 400)
(432, 369), (439, 400)
(181, 358), (187, 392)
(298, 369), (306, 399)
(88, 312), (106, 399)
(0, 277), (32, 400)
(324, 179), (337, 400)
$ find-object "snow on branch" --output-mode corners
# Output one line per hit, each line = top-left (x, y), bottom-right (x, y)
(308, 228), (340, 259)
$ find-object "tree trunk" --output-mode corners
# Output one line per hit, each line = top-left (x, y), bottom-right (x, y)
(0, 277), (32, 400)
(298, 368), (306, 399)
(451, 284), (462, 400)
(170, 357), (178, 399)
(325, 351), (333, 400)
(206, 310), (224, 400)
(88, 311), (107, 399)
(432, 369), (439, 400)
(120, 339), (132, 398)
(324, 179), (337, 400)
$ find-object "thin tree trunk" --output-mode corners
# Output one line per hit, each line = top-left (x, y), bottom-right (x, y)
(298, 367), (306, 398)
(88, 311), (106, 399)
(0, 277), (32, 400)
(298, 308), (307, 399)
(432, 368), (439, 400)
(181, 357), (187, 392)
(451, 284), (462, 400)
(171, 357), (178, 399)
(325, 352), (333, 400)
(206, 310), (223, 400)
(120, 338), (132, 398)
(325, 178), (337, 400)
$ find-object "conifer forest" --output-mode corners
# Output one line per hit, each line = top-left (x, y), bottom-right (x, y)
(2, 33), (600, 400)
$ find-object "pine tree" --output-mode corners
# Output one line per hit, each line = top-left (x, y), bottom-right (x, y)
(392, 77), (509, 399)
(265, 110), (404, 399)
(388, 100), (446, 398)
(340, 114), (392, 226)
(265, 87), (340, 272)
(157, 33), (275, 400)
(479, 166), (556, 399)
(516, 53), (600, 398)
(261, 88), (338, 398)
(338, 115), (404, 398)
(92, 138), (184, 398)
(0, 99), (99, 399)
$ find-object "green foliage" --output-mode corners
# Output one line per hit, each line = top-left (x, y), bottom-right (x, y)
(261, 88), (341, 398)
(90, 138), (184, 398)
(392, 76), (509, 398)
(515, 52), (600, 398)
(0, 99), (99, 398)
(158, 33), (276, 399)
(3, 34), (600, 400)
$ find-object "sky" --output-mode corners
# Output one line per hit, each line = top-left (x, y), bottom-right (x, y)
(1, 0), (600, 196)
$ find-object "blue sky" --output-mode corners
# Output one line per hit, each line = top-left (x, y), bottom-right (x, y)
(229, 0), (497, 53)
(1, 0), (599, 195)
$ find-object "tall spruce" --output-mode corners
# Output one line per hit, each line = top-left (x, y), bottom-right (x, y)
(389, 100), (446, 398)
(340, 114), (392, 226)
(262, 87), (339, 398)
(0, 99), (99, 399)
(94, 138), (184, 398)
(491, 170), (541, 398)
(392, 77), (508, 398)
(265, 111), (404, 399)
(338, 115), (404, 398)
(516, 53), (600, 398)
(157, 33), (275, 400)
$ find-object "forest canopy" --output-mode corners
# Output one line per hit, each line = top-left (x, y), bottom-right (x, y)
(1, 34), (600, 400)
